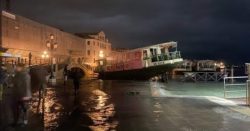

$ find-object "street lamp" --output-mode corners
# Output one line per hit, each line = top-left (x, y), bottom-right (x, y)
(41, 51), (49, 65)
(46, 34), (58, 80)
(41, 51), (49, 61)
(99, 50), (104, 66)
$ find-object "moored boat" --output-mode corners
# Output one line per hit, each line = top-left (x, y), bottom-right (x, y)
(97, 41), (183, 80)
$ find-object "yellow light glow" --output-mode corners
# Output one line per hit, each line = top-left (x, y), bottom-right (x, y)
(42, 51), (49, 58)
(14, 26), (19, 30)
(50, 34), (54, 40)
(99, 50), (104, 58)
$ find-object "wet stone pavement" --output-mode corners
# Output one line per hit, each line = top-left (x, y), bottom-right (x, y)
(4, 80), (250, 131)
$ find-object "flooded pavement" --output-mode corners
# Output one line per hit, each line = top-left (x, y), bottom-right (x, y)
(156, 81), (245, 98)
(5, 80), (250, 131)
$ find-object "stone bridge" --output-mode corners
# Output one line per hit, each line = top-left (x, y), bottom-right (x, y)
(67, 61), (97, 79)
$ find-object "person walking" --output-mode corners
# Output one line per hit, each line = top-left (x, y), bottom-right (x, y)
(63, 65), (68, 86)
(71, 68), (82, 95)
(0, 64), (8, 130)
(0, 64), (17, 130)
(0, 64), (8, 101)
(12, 64), (32, 126)
(30, 66), (48, 114)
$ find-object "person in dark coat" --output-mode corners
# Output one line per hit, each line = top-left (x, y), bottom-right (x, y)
(12, 64), (32, 126)
(0, 65), (8, 101)
(0, 64), (8, 129)
(73, 77), (80, 95)
(30, 66), (48, 113)
(63, 65), (68, 85)
(71, 68), (82, 95)
(0, 64), (16, 130)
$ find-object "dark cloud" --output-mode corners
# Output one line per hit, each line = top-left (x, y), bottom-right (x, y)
(5, 0), (250, 64)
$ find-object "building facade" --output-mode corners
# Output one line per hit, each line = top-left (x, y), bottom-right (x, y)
(75, 31), (112, 66)
(1, 11), (112, 68)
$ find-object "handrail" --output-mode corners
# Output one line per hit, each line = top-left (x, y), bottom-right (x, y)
(247, 80), (250, 105)
(223, 76), (249, 102)
(224, 76), (248, 79)
(144, 51), (181, 62)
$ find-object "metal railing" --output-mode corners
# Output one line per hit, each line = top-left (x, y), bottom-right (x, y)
(223, 76), (249, 104)
(183, 72), (226, 82)
(247, 80), (250, 105)
(147, 51), (181, 62)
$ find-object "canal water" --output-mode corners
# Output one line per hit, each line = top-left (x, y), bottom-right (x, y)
(29, 80), (250, 131)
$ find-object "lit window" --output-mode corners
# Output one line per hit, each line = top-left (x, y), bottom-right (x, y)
(88, 50), (90, 56)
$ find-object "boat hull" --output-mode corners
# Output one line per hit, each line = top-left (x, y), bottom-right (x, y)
(99, 62), (180, 80)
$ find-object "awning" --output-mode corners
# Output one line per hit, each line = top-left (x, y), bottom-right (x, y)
(0, 52), (21, 57)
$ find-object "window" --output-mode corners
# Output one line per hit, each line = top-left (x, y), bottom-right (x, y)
(87, 50), (90, 56)
(87, 41), (90, 45)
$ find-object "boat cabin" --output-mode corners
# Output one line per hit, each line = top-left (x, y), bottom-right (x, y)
(104, 41), (183, 72)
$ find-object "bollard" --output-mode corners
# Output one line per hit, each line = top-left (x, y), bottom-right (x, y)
(246, 63), (250, 105)
(231, 66), (234, 83)
(0, 84), (2, 101)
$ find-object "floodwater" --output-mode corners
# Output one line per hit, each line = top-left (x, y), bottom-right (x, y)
(28, 80), (250, 131)
(155, 81), (247, 98)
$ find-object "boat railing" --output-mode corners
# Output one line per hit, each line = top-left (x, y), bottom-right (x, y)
(149, 51), (181, 62)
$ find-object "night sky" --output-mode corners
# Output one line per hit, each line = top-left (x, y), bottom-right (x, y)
(4, 0), (250, 64)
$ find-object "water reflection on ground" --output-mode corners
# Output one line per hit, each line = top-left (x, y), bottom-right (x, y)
(25, 80), (250, 131)
(86, 89), (118, 131)
(30, 88), (64, 131)
(29, 80), (119, 131)
(43, 89), (64, 130)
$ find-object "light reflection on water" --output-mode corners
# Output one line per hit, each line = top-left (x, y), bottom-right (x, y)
(29, 80), (118, 131)
(153, 99), (163, 122)
(31, 88), (63, 131)
(44, 89), (64, 130)
(86, 89), (118, 131)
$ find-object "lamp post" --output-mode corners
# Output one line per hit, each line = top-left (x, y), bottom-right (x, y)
(41, 51), (49, 64)
(28, 52), (32, 67)
(46, 34), (58, 83)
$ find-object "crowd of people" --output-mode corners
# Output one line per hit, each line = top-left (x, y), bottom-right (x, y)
(0, 63), (33, 129)
(0, 64), (83, 130)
